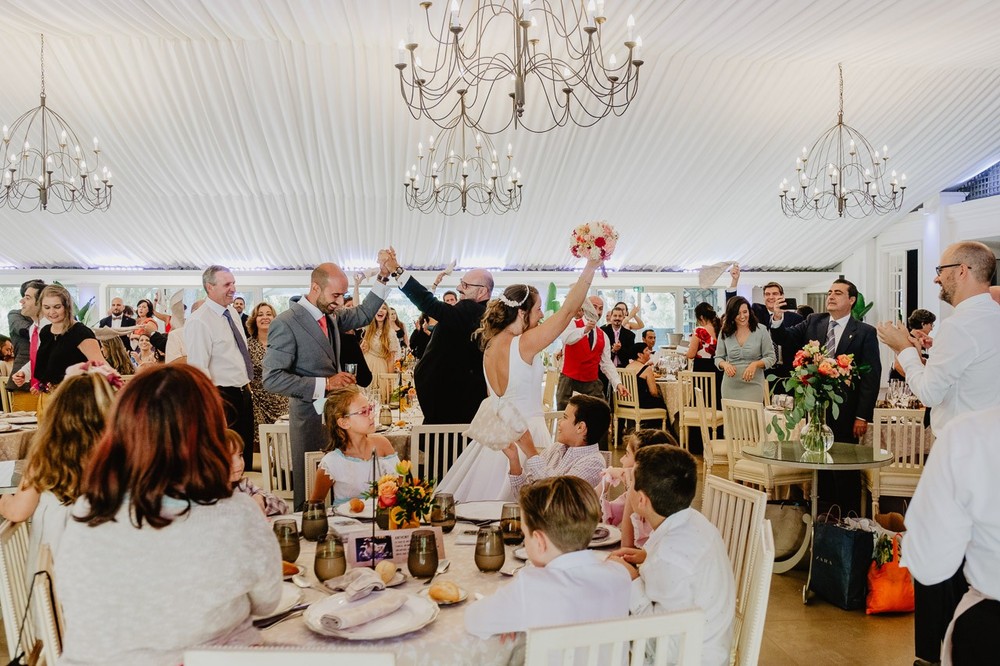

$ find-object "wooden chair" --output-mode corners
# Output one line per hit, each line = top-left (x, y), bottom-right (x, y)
(0, 519), (36, 658)
(724, 399), (811, 498)
(543, 410), (563, 443)
(735, 520), (775, 666)
(694, 387), (728, 481)
(34, 544), (63, 666)
(699, 475), (767, 666)
(259, 423), (294, 501)
(862, 408), (929, 516)
(185, 647), (395, 665)
(303, 451), (328, 504)
(542, 370), (559, 411)
(613, 368), (668, 448)
(409, 424), (470, 483)
(678, 371), (724, 451)
(376, 373), (398, 404)
(524, 609), (704, 666)
(0, 376), (11, 413)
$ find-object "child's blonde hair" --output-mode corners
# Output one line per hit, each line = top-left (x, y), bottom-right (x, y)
(323, 385), (364, 452)
(519, 476), (600, 553)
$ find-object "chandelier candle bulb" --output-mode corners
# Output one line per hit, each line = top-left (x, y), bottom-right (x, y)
(627, 14), (635, 41)
(397, 41), (405, 65)
(634, 36), (642, 60)
(450, 0), (459, 26)
(597, 0), (605, 19)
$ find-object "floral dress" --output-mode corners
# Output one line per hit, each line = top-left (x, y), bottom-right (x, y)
(247, 336), (289, 450)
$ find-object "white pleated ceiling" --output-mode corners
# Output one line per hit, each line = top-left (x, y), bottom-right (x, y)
(1, 0), (999, 272)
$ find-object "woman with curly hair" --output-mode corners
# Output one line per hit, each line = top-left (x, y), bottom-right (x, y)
(436, 254), (604, 502)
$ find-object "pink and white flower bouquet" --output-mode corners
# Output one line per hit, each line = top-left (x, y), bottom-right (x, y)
(570, 221), (619, 277)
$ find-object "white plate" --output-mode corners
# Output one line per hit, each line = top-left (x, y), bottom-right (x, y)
(253, 583), (303, 620)
(590, 524), (622, 549)
(334, 498), (375, 520)
(514, 547), (528, 561)
(455, 501), (507, 522)
(385, 570), (407, 588)
(418, 585), (468, 606)
(0, 423), (12, 432)
(5, 416), (37, 425)
(304, 592), (438, 640)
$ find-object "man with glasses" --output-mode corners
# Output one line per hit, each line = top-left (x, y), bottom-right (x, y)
(264, 258), (392, 508)
(384, 251), (492, 425)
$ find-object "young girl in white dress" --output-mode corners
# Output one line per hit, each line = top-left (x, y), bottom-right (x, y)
(310, 386), (400, 506)
(437, 256), (603, 502)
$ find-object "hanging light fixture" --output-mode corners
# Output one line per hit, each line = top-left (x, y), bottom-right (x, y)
(404, 91), (523, 215)
(395, 0), (644, 134)
(1, 35), (114, 214)
(779, 64), (906, 220)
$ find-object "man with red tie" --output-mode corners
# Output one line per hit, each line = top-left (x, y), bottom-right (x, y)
(556, 296), (628, 413)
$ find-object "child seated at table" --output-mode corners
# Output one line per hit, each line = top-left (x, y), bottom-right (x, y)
(465, 475), (630, 639)
(610, 445), (735, 666)
(226, 429), (287, 516)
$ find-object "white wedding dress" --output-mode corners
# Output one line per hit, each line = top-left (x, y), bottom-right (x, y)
(437, 335), (550, 502)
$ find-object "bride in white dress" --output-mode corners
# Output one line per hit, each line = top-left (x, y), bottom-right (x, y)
(437, 257), (602, 502)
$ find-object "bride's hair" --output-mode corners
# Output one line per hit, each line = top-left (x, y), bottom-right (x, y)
(474, 284), (539, 349)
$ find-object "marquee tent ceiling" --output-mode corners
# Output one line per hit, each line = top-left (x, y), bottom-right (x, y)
(1, 0), (999, 273)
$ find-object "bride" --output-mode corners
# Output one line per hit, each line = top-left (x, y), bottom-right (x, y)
(437, 256), (602, 502)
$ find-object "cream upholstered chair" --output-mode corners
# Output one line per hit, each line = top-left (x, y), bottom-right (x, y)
(735, 519), (775, 666)
(34, 544), (63, 666)
(700, 475), (767, 665)
(862, 408), (929, 516)
(185, 647), (395, 665)
(612, 368), (668, 448)
(0, 376), (11, 413)
(724, 399), (811, 498)
(0, 519), (35, 658)
(694, 387), (729, 481)
(678, 370), (724, 451)
(409, 423), (470, 482)
(524, 609), (704, 666)
(259, 423), (294, 501)
(303, 451), (328, 503)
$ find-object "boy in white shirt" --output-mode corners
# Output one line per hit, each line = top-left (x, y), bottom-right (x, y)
(465, 475), (631, 639)
(611, 446), (735, 666)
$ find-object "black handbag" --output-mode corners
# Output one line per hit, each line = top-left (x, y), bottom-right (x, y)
(810, 513), (874, 610)
(7, 571), (56, 666)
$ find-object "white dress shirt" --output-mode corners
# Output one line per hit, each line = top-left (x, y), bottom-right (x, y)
(558, 320), (621, 389)
(508, 442), (606, 496)
(183, 299), (251, 387)
(165, 327), (186, 363)
(17, 318), (50, 380)
(898, 292), (1000, 431)
(903, 405), (1000, 600)
(630, 507), (735, 666)
(465, 549), (631, 639)
(110, 315), (124, 329)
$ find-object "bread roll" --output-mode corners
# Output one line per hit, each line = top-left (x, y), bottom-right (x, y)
(375, 560), (397, 584)
(428, 581), (461, 603)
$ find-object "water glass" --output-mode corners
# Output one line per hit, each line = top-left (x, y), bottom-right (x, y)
(314, 536), (347, 582)
(430, 493), (456, 534)
(499, 503), (523, 546)
(344, 363), (358, 377)
(474, 526), (506, 573)
(407, 529), (439, 578)
(301, 500), (329, 542)
(273, 519), (300, 563)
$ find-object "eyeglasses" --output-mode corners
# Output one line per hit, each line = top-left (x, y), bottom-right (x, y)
(935, 263), (964, 276)
(347, 405), (375, 417)
(459, 280), (487, 290)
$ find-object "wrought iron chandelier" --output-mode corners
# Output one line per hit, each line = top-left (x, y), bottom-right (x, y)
(395, 0), (644, 134)
(404, 91), (523, 215)
(779, 64), (906, 220)
(1, 35), (114, 214)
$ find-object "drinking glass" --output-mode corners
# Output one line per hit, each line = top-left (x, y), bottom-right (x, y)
(407, 529), (439, 578)
(314, 536), (347, 582)
(301, 500), (329, 542)
(474, 526), (506, 573)
(430, 492), (457, 534)
(499, 503), (523, 546)
(273, 519), (300, 563)
(344, 363), (358, 376)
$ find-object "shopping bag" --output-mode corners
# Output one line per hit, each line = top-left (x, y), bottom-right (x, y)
(866, 531), (914, 614)
(810, 513), (874, 610)
(765, 499), (808, 560)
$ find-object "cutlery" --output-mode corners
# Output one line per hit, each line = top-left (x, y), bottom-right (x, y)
(423, 558), (451, 586)
(499, 562), (527, 577)
(458, 518), (497, 527)
(253, 603), (309, 629)
(291, 573), (333, 595)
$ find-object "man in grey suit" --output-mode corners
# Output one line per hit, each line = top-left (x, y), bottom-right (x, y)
(263, 260), (391, 508)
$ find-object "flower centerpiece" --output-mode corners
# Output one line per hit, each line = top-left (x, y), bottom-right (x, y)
(570, 220), (619, 277)
(767, 340), (866, 453)
(366, 460), (435, 530)
(391, 382), (417, 412)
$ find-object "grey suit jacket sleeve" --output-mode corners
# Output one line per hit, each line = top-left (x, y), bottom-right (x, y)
(335, 290), (384, 331)
(8, 311), (29, 341)
(262, 315), (317, 401)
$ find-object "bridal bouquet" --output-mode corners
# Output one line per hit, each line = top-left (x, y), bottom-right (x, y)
(570, 221), (619, 277)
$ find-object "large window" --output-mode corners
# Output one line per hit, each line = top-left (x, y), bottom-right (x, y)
(0, 287), (22, 337)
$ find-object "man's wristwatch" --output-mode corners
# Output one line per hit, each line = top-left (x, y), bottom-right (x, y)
(377, 266), (404, 284)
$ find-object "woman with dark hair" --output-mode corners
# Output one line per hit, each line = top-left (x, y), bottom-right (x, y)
(55, 364), (282, 664)
(133, 298), (170, 331)
(715, 296), (776, 402)
(889, 308), (937, 382)
(437, 254), (603, 502)
(389, 307), (408, 349)
(623, 342), (661, 409)
(409, 313), (434, 359)
(687, 302), (721, 367)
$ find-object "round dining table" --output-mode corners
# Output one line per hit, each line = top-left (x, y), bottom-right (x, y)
(740, 440), (893, 603)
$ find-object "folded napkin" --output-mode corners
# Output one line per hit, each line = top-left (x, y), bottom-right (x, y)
(317, 590), (407, 631)
(324, 567), (385, 601)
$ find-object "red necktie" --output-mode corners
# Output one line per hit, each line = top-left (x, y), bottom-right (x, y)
(29, 326), (40, 391)
(318, 316), (328, 337)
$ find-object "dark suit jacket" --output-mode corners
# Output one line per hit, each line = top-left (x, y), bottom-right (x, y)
(400, 276), (487, 425)
(771, 313), (881, 442)
(98, 314), (137, 329)
(338, 329), (372, 389)
(725, 289), (804, 376)
(600, 324), (635, 368)
(6, 311), (31, 392)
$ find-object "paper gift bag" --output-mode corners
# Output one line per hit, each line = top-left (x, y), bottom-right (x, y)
(810, 517), (874, 610)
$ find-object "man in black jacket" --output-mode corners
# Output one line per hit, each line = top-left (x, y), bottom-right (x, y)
(98, 297), (137, 338)
(384, 252), (491, 425)
(601, 304), (636, 369)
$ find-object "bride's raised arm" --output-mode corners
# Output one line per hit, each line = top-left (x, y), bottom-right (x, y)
(519, 257), (602, 359)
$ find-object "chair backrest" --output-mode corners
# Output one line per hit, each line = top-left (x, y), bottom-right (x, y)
(616, 368), (640, 410)
(735, 520), (775, 666)
(0, 519), (35, 656)
(872, 408), (928, 470)
(524, 609), (705, 666)
(185, 647), (396, 665)
(543, 410), (563, 442)
(34, 544), (62, 666)
(303, 451), (328, 503)
(258, 424), (294, 500)
(681, 370), (719, 413)
(699, 475), (767, 660)
(409, 424), (470, 482)
(542, 370), (559, 411)
(693, 387), (714, 464)
(0, 376), (10, 413)
(722, 399), (766, 459)
(376, 373), (398, 404)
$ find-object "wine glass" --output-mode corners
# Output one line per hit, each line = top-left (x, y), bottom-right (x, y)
(474, 526), (506, 573)
(343, 363), (358, 377)
(314, 536), (347, 582)
(499, 503), (524, 546)
(430, 493), (456, 534)
(273, 519), (300, 563)
(407, 529), (439, 578)
(301, 500), (329, 541)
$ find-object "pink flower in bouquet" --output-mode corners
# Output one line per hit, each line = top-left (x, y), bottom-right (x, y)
(569, 221), (619, 266)
(378, 492), (397, 508)
(792, 350), (809, 368)
(817, 361), (837, 378)
(836, 354), (852, 369)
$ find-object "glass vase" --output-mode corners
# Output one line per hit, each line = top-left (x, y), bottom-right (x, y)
(801, 405), (834, 453)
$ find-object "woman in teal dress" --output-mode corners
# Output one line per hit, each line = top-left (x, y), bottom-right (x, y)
(715, 296), (776, 403)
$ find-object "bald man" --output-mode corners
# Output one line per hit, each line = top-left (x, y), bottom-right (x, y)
(557, 296), (627, 414)
(98, 297), (136, 339)
(264, 259), (391, 508)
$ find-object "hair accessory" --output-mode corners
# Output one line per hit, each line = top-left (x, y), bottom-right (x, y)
(498, 288), (529, 309)
(64, 361), (125, 390)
